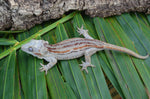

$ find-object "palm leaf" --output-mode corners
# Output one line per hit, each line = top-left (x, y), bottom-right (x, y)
(0, 11), (150, 99)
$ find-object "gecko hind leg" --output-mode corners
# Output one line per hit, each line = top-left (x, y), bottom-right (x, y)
(80, 48), (101, 73)
(77, 25), (94, 39)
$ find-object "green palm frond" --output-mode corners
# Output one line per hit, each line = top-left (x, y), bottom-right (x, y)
(0, 11), (150, 99)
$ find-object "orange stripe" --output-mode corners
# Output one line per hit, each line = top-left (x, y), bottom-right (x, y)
(105, 46), (122, 51)
(73, 45), (104, 50)
(49, 49), (71, 53)
(48, 45), (104, 54)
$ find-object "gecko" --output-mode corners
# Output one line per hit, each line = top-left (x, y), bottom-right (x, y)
(21, 25), (149, 74)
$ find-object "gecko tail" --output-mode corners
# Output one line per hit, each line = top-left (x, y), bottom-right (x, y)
(103, 43), (149, 59)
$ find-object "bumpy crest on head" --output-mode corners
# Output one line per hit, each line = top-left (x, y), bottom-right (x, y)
(21, 39), (48, 58)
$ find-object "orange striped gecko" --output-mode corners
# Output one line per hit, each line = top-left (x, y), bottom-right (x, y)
(21, 25), (149, 74)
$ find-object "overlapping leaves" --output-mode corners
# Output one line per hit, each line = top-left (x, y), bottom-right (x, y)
(0, 12), (150, 99)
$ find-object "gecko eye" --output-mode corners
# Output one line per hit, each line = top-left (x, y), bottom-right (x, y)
(28, 47), (33, 52)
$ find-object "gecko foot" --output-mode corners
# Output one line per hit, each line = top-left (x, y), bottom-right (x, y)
(40, 63), (49, 74)
(77, 25), (88, 35)
(79, 61), (95, 73)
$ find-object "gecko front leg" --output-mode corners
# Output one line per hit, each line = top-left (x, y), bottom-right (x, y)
(77, 25), (94, 39)
(40, 57), (57, 74)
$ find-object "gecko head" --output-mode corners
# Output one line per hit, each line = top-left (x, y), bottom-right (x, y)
(21, 39), (49, 58)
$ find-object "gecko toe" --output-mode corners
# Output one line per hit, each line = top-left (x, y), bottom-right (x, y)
(40, 63), (49, 74)
(91, 64), (96, 67)
(81, 67), (89, 73)
(79, 61), (95, 73)
(40, 63), (45, 67)
(40, 67), (45, 72)
(45, 70), (48, 75)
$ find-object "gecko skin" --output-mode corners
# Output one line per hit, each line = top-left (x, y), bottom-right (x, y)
(21, 25), (149, 74)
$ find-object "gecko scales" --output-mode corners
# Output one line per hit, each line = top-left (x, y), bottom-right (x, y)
(21, 25), (149, 74)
